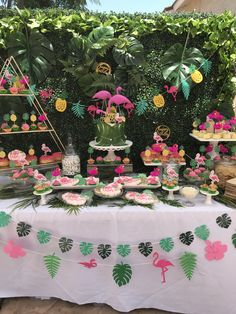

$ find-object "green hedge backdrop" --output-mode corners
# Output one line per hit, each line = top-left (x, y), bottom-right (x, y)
(0, 9), (236, 172)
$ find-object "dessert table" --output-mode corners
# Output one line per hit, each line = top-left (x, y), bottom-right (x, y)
(0, 196), (235, 314)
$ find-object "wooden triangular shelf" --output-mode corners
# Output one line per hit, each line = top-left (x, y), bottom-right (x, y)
(0, 56), (65, 152)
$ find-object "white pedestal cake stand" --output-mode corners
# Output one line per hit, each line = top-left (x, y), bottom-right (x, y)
(190, 134), (236, 159)
(89, 140), (133, 162)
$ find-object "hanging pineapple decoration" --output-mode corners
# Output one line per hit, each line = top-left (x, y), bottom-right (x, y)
(190, 65), (203, 84)
(55, 98), (67, 112)
(153, 94), (165, 108)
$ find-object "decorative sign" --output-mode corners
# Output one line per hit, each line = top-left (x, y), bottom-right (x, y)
(96, 62), (112, 75)
(155, 125), (171, 141)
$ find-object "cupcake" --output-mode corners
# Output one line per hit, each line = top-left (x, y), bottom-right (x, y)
(212, 133), (222, 139)
(1, 123), (11, 132)
(26, 154), (38, 165)
(96, 156), (103, 164)
(203, 133), (212, 139)
(52, 152), (62, 161)
(0, 157), (9, 167)
(9, 87), (18, 94)
(231, 132), (236, 139)
(12, 124), (20, 132)
(21, 123), (30, 131)
(223, 132), (231, 139)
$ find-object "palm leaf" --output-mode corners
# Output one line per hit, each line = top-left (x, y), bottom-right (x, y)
(160, 237), (174, 252)
(113, 262), (132, 287)
(7, 30), (55, 84)
(179, 252), (197, 280)
(181, 79), (190, 100)
(44, 253), (61, 279)
(71, 101), (85, 119)
(232, 234), (236, 248)
(162, 43), (205, 90)
(201, 59), (212, 76)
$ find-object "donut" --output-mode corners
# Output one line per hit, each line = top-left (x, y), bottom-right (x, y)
(39, 155), (54, 164)
(26, 154), (38, 164)
(52, 152), (63, 161)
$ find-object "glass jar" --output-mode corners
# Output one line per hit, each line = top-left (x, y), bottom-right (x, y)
(62, 134), (80, 176)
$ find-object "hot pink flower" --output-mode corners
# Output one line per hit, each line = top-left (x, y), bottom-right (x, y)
(205, 144), (213, 153)
(39, 88), (54, 103)
(38, 114), (47, 122)
(52, 167), (61, 177)
(88, 167), (98, 176)
(0, 78), (6, 86)
(214, 122), (223, 130)
(150, 168), (160, 177)
(4, 240), (26, 259)
(205, 240), (227, 261)
(20, 75), (29, 85)
(219, 144), (229, 154)
(208, 110), (224, 121)
(223, 123), (231, 131)
(115, 165), (125, 175)
(230, 117), (236, 125)
(199, 123), (206, 130)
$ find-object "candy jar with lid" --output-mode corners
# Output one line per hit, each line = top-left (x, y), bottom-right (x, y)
(62, 134), (80, 176)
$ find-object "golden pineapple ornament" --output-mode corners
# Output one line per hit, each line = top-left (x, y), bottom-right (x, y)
(153, 94), (165, 108)
(28, 146), (35, 156)
(190, 65), (203, 84)
(55, 98), (67, 112)
(0, 150), (6, 158)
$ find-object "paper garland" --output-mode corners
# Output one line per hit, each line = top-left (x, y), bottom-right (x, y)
(0, 211), (233, 285)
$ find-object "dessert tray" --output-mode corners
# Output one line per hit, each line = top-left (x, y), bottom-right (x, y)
(52, 177), (99, 190)
(114, 176), (161, 189)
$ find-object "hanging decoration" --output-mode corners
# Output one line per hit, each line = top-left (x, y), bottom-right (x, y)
(216, 213), (232, 229)
(159, 237), (174, 252)
(155, 125), (171, 141)
(231, 234), (236, 248)
(163, 85), (178, 101)
(79, 259), (97, 268)
(0, 211), (11, 227)
(181, 79), (190, 100)
(4, 240), (26, 259)
(190, 65), (203, 84)
(71, 100), (85, 119)
(152, 251), (174, 283)
(59, 237), (73, 253)
(96, 62), (112, 75)
(37, 230), (51, 244)
(179, 252), (197, 280)
(44, 253), (61, 279)
(79, 242), (93, 256)
(153, 94), (165, 108)
(201, 59), (212, 76)
(205, 240), (227, 261)
(179, 231), (194, 246)
(138, 242), (153, 257)
(194, 225), (210, 240)
(97, 244), (112, 259)
(113, 263), (132, 287)
(55, 98), (67, 112)
(116, 244), (131, 257)
(16, 221), (32, 237)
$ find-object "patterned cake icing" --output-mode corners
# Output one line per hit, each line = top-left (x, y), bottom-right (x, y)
(95, 120), (127, 146)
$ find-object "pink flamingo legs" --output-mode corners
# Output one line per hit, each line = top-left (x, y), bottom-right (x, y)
(152, 252), (174, 283)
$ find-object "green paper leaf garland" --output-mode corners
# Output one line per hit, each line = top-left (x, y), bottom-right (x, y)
(138, 242), (153, 257)
(44, 253), (61, 279)
(179, 252), (197, 280)
(181, 79), (190, 100)
(232, 234), (236, 248)
(160, 237), (174, 252)
(16, 222), (32, 237)
(216, 213), (232, 229)
(71, 101), (85, 119)
(80, 242), (93, 256)
(0, 211), (11, 227)
(116, 244), (131, 257)
(59, 237), (73, 253)
(37, 230), (51, 244)
(113, 262), (132, 287)
(201, 59), (212, 76)
(97, 244), (112, 259)
(179, 231), (194, 246)
(194, 225), (210, 240)
(135, 100), (149, 116)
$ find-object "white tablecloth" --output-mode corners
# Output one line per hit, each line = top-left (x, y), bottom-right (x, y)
(0, 196), (235, 314)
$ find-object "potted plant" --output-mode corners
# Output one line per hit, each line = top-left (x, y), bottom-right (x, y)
(30, 111), (37, 130)
(38, 114), (48, 130)
(1, 114), (11, 132)
(10, 111), (20, 132)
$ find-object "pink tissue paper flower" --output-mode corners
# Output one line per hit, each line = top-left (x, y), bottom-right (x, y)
(205, 240), (227, 261)
(214, 122), (223, 130)
(150, 168), (161, 177)
(4, 240), (26, 259)
(208, 110), (224, 121)
(205, 144), (213, 153)
(199, 123), (206, 130)
(52, 167), (61, 177)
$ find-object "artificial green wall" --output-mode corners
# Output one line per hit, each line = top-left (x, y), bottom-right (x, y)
(0, 9), (236, 172)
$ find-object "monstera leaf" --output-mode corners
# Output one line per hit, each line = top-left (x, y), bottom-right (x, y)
(88, 26), (116, 52)
(7, 29), (55, 84)
(162, 43), (205, 89)
(78, 72), (115, 96)
(113, 36), (144, 66)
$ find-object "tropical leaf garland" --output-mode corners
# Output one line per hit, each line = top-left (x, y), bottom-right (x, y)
(116, 244), (131, 257)
(0, 211), (11, 227)
(201, 59), (212, 76)
(97, 244), (112, 259)
(80, 242), (93, 256)
(37, 230), (51, 244)
(216, 213), (232, 228)
(194, 225), (210, 240)
(71, 101), (85, 119)
(113, 262), (132, 287)
(232, 234), (236, 248)
(159, 237), (174, 252)
(138, 242), (153, 257)
(179, 252), (197, 280)
(59, 237), (73, 253)
(16, 222), (32, 237)
(44, 253), (61, 279)
(181, 79), (190, 100)
(179, 231), (194, 246)
(135, 99), (149, 116)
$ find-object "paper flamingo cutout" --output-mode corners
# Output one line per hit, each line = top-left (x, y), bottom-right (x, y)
(4, 240), (26, 258)
(87, 166), (98, 176)
(92, 90), (112, 101)
(79, 259), (97, 269)
(164, 85), (178, 101)
(153, 251), (174, 283)
(87, 104), (98, 117)
(107, 87), (134, 113)
(205, 240), (227, 261)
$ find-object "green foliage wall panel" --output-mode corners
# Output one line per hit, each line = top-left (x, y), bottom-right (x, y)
(0, 10), (235, 172)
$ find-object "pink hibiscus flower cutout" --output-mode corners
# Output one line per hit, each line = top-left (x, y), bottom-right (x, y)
(205, 240), (227, 261)
(4, 240), (26, 259)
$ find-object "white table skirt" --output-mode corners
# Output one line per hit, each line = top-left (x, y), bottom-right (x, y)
(0, 196), (235, 314)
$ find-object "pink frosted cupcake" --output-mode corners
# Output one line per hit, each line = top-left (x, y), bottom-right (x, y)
(96, 156), (103, 164)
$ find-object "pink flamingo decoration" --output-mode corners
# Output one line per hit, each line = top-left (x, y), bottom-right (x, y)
(209, 170), (219, 184)
(153, 252), (174, 283)
(107, 87), (134, 113)
(41, 144), (51, 155)
(79, 259), (97, 269)
(87, 105), (99, 117)
(115, 164), (125, 176)
(88, 166), (98, 176)
(92, 90), (112, 101)
(123, 103), (135, 117)
(164, 85), (178, 101)
(195, 153), (206, 166)
(153, 132), (163, 143)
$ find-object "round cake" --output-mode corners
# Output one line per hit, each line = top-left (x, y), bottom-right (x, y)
(95, 121), (127, 146)
(62, 192), (87, 206)
(100, 186), (121, 197)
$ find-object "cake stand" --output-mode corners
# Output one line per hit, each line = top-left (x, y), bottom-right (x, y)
(89, 140), (133, 162)
(200, 190), (219, 205)
(190, 133), (236, 159)
(33, 189), (53, 205)
(162, 186), (180, 201)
